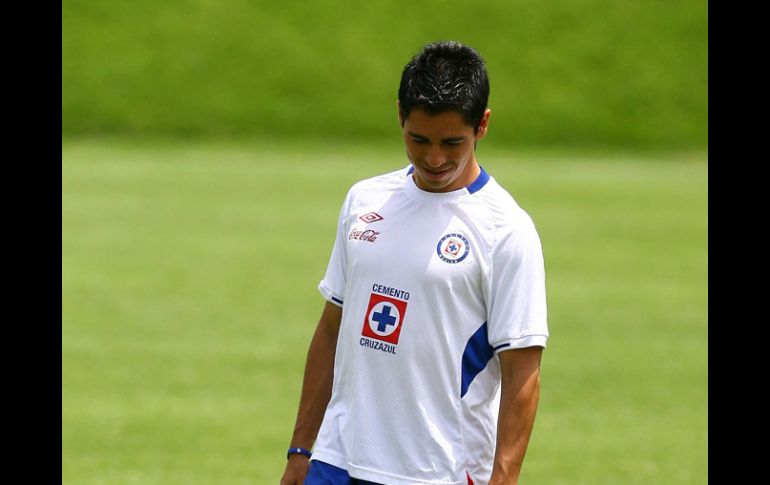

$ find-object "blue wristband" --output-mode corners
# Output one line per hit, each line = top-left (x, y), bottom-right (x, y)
(287, 447), (312, 460)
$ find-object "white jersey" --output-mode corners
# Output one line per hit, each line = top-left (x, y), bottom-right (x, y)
(313, 165), (548, 485)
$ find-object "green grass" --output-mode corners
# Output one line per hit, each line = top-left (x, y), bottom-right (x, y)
(62, 0), (707, 148)
(62, 138), (707, 484)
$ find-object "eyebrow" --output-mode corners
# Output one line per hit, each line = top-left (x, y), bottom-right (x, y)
(407, 131), (466, 143)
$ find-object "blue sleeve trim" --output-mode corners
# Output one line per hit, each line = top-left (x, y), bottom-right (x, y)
(494, 342), (511, 351)
(331, 296), (343, 305)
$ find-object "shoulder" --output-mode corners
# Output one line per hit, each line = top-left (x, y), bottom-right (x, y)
(467, 176), (543, 260)
(343, 165), (411, 208)
(349, 165), (411, 195)
(474, 176), (537, 232)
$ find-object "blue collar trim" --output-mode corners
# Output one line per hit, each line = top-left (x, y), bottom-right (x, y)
(466, 166), (490, 194)
(405, 165), (490, 194)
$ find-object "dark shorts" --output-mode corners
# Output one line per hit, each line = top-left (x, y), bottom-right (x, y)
(304, 459), (476, 485)
(304, 460), (382, 485)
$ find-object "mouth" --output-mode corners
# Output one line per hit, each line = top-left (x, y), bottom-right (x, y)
(421, 166), (453, 181)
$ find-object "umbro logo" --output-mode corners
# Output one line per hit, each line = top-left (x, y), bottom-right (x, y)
(359, 212), (384, 223)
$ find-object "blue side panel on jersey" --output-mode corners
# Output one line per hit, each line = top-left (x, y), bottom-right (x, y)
(466, 167), (490, 194)
(460, 322), (494, 398)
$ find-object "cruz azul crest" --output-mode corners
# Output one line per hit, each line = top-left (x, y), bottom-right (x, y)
(436, 233), (470, 264)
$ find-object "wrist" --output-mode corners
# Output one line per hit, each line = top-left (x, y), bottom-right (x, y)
(287, 447), (312, 460)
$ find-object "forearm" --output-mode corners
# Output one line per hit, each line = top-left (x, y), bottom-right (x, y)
(489, 348), (542, 485)
(288, 303), (340, 448)
(281, 303), (341, 485)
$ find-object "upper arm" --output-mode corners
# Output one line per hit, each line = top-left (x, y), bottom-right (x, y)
(318, 300), (343, 339)
(498, 346), (543, 384)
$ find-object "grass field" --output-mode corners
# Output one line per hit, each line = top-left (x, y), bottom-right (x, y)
(62, 0), (707, 148)
(62, 138), (707, 484)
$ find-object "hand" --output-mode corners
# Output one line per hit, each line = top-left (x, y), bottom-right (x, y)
(280, 455), (311, 485)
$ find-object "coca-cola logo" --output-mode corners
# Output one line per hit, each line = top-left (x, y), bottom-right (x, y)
(349, 228), (380, 243)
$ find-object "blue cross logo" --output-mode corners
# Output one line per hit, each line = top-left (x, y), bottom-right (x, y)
(372, 305), (397, 333)
(437, 233), (470, 263)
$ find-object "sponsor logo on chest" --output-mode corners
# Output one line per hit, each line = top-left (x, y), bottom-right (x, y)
(349, 211), (384, 243)
(349, 228), (380, 243)
(359, 283), (409, 355)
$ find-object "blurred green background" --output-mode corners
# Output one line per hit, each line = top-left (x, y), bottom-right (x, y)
(62, 0), (707, 149)
(62, 1), (708, 484)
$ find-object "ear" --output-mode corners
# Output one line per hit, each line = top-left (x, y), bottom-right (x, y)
(475, 109), (492, 140)
(397, 100), (405, 127)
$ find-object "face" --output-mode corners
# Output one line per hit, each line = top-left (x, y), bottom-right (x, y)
(399, 106), (490, 193)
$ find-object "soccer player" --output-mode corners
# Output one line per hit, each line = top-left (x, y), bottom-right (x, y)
(280, 40), (549, 485)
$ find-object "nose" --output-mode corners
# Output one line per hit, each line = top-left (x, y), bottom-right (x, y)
(425, 145), (447, 168)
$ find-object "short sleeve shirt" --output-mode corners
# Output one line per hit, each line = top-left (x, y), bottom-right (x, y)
(313, 165), (548, 485)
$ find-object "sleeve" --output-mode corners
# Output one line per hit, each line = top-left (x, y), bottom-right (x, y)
(486, 211), (549, 352)
(317, 190), (353, 307)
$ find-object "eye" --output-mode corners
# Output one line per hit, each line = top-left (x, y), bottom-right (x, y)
(411, 138), (428, 144)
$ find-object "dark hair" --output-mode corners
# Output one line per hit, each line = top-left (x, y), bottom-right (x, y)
(398, 41), (490, 132)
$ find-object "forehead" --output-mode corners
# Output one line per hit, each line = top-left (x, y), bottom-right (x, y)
(404, 108), (474, 136)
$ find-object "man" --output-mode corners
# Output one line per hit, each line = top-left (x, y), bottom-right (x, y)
(280, 40), (548, 485)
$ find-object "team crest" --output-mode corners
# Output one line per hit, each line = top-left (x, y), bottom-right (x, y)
(362, 293), (408, 344)
(436, 233), (470, 264)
